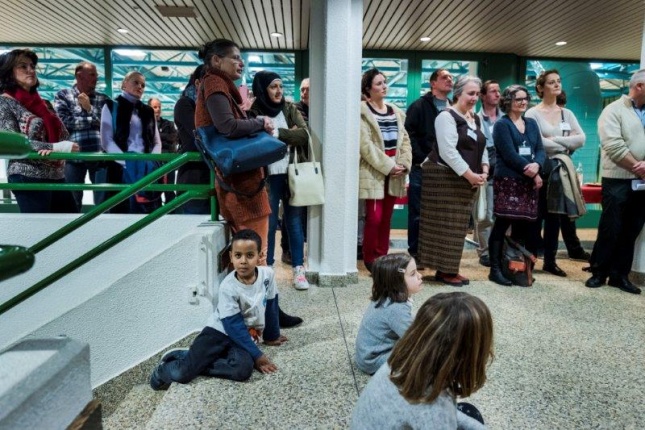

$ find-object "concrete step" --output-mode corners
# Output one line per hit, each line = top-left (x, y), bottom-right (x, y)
(103, 385), (166, 430)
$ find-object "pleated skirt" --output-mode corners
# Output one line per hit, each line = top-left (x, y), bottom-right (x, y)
(418, 163), (476, 273)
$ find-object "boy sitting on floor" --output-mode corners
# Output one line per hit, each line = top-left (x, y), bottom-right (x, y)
(150, 229), (288, 390)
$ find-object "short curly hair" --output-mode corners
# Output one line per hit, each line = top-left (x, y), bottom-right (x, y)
(499, 84), (530, 113)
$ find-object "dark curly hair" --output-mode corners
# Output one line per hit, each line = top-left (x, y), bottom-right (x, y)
(0, 49), (39, 93)
(499, 84), (530, 113)
(231, 228), (262, 254)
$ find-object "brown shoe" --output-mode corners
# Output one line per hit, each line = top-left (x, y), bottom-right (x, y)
(455, 274), (470, 285)
(435, 271), (463, 287)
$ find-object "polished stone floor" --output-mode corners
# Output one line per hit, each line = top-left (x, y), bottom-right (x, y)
(103, 230), (645, 429)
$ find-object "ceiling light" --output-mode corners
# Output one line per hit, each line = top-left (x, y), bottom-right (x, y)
(117, 28), (129, 34)
(271, 32), (283, 38)
(555, 41), (567, 46)
(114, 49), (146, 58)
(420, 37), (431, 42)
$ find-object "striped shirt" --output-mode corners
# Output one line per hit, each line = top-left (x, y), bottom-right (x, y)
(367, 103), (398, 156)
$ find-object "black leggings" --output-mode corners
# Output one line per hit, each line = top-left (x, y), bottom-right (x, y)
(489, 217), (537, 255)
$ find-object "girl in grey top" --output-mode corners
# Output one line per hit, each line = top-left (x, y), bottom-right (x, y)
(351, 292), (493, 430)
(354, 253), (422, 375)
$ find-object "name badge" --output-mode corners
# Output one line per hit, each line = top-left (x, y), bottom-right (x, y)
(560, 122), (572, 131)
(467, 129), (478, 141)
(519, 146), (532, 156)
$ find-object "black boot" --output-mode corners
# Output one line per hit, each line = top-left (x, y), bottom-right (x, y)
(279, 307), (303, 328)
(488, 240), (512, 286)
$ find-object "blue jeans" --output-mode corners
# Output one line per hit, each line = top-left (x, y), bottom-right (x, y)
(8, 174), (78, 213)
(267, 174), (305, 267)
(156, 326), (254, 384)
(65, 161), (107, 210)
(407, 165), (422, 255)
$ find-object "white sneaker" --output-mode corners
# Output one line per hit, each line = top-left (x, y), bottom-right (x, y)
(293, 266), (310, 290)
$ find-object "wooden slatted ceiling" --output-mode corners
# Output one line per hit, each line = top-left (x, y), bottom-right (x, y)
(0, 0), (641, 60)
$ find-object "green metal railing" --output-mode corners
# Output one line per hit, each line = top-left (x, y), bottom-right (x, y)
(0, 139), (217, 315)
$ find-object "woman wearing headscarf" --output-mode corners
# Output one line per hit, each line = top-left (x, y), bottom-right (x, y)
(0, 48), (79, 213)
(418, 75), (489, 286)
(488, 85), (545, 286)
(359, 68), (412, 273)
(101, 71), (162, 213)
(249, 70), (310, 290)
(174, 64), (210, 214)
(195, 39), (302, 327)
(526, 70), (588, 277)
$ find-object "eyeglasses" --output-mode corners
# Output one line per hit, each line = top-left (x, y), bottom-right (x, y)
(514, 97), (529, 103)
(225, 55), (243, 63)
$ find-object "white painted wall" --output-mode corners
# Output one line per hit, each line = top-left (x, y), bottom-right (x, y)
(0, 214), (227, 386)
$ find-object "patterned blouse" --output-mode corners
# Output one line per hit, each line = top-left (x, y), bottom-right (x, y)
(0, 96), (69, 179)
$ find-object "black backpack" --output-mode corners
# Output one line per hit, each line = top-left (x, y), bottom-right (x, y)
(502, 237), (537, 287)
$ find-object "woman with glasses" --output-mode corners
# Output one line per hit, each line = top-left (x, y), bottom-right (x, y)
(195, 39), (274, 252)
(488, 85), (545, 286)
(0, 48), (80, 213)
(526, 70), (588, 278)
(418, 75), (488, 286)
(195, 39), (302, 327)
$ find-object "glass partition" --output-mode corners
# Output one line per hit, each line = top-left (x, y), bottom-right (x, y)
(362, 58), (409, 109)
(525, 60), (639, 183)
(420, 60), (478, 97)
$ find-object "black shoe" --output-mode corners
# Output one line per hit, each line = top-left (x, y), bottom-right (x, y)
(585, 274), (606, 288)
(281, 250), (292, 265)
(568, 250), (591, 262)
(608, 277), (642, 295)
(479, 255), (491, 267)
(150, 364), (170, 391)
(279, 308), (303, 328)
(488, 268), (512, 286)
(543, 263), (567, 277)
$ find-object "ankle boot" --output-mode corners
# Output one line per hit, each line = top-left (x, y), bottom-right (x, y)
(279, 307), (303, 328)
(488, 240), (513, 286)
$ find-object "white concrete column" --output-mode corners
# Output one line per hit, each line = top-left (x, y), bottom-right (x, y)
(635, 16), (645, 278)
(307, 0), (363, 286)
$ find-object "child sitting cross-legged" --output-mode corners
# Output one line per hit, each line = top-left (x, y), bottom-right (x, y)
(351, 292), (493, 429)
(354, 253), (423, 375)
(150, 228), (288, 390)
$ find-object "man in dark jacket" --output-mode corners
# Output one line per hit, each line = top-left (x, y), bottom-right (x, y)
(404, 69), (453, 262)
(149, 97), (178, 204)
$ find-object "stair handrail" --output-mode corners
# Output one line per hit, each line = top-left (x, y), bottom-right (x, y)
(0, 148), (217, 315)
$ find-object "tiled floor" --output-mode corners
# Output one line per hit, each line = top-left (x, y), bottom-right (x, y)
(105, 229), (645, 429)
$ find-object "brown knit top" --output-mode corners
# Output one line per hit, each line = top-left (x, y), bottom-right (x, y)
(195, 68), (270, 226)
